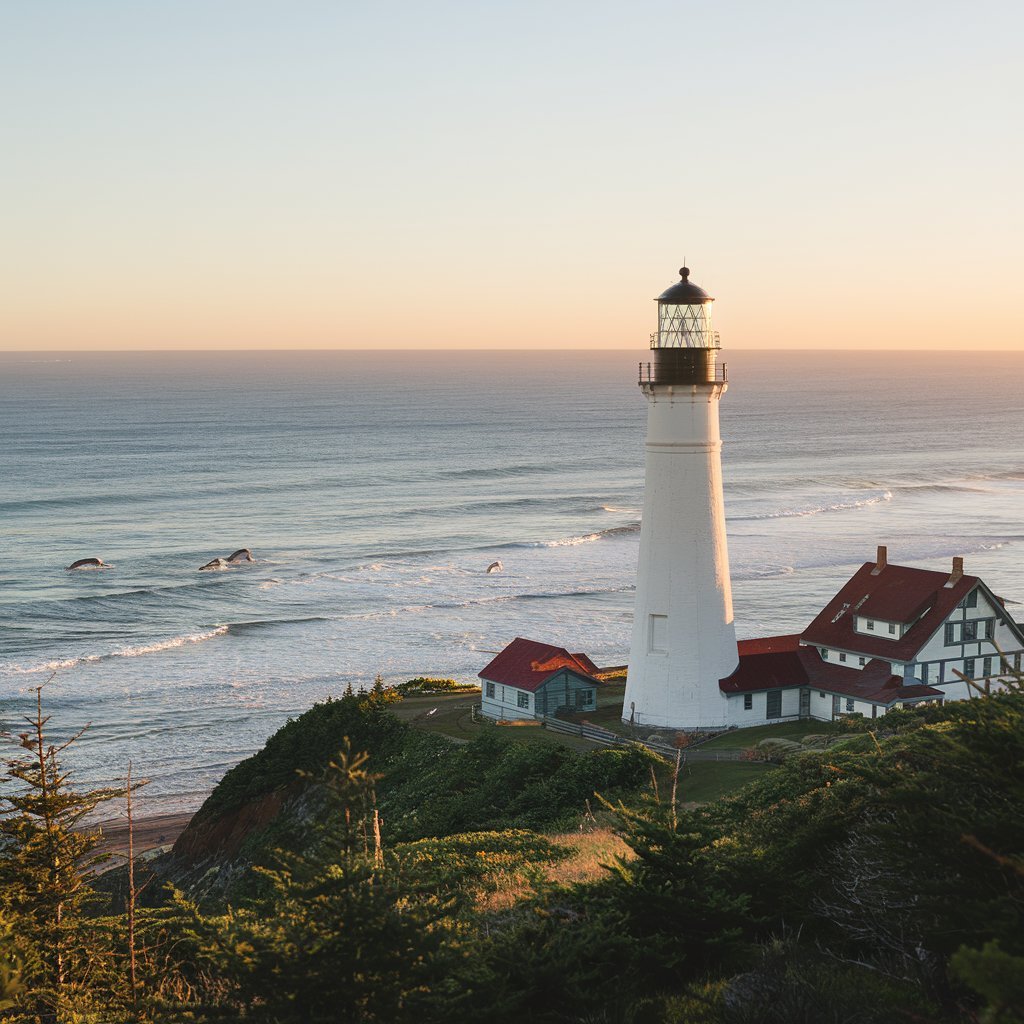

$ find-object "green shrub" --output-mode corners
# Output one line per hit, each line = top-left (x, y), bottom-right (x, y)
(394, 677), (479, 694)
(755, 738), (805, 762)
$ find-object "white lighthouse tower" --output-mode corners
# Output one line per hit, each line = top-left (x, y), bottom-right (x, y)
(623, 266), (739, 729)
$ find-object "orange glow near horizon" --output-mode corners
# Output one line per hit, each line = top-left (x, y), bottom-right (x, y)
(2, 3), (1021, 353)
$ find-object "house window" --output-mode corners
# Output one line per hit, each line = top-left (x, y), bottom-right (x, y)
(959, 589), (979, 609)
(1016, 653), (1022, 671)
(858, 657), (866, 667)
(944, 623), (956, 646)
(818, 691), (826, 698)
(743, 694), (753, 711)
(866, 619), (875, 631)
(517, 691), (529, 709)
(649, 614), (668, 654)
(888, 623), (897, 635)
(766, 690), (782, 719)
(984, 619), (994, 640)
(821, 648), (829, 659)
(963, 621), (978, 643)
(846, 698), (855, 712)
(920, 663), (929, 683)
(839, 652), (847, 663)
(574, 689), (591, 708)
(982, 657), (992, 678)
(964, 657), (976, 678)
(485, 681), (495, 698)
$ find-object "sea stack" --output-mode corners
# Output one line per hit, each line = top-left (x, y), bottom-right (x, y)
(622, 266), (739, 729)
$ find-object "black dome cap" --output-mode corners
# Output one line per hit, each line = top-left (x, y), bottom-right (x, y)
(656, 266), (713, 303)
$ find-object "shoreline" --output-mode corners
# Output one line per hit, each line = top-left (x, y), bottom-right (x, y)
(90, 811), (194, 868)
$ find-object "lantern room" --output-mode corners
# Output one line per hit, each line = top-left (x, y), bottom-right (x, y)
(641, 266), (726, 386)
(655, 267), (717, 348)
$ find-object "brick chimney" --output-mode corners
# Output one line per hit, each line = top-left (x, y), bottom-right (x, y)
(871, 545), (888, 575)
(945, 556), (964, 588)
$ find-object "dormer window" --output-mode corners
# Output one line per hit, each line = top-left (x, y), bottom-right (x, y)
(855, 616), (902, 637)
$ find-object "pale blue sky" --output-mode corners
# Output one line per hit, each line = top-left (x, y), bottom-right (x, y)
(3, 1), (1021, 349)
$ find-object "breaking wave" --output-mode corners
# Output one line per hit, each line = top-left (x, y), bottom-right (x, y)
(734, 564), (796, 581)
(732, 490), (892, 521)
(6, 626), (228, 674)
(537, 524), (641, 547)
(890, 483), (993, 496)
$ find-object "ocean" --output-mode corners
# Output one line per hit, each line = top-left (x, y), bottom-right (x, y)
(1, 349), (1022, 813)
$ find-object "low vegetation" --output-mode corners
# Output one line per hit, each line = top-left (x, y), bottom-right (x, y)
(2, 676), (1023, 1022)
(392, 676), (479, 695)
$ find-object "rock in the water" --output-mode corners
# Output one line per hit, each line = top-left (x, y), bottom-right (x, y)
(66, 557), (110, 571)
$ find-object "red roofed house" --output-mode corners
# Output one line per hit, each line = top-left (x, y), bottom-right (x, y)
(718, 547), (1024, 725)
(479, 637), (600, 721)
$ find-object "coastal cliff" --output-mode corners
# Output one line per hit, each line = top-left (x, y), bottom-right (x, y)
(125, 687), (652, 906)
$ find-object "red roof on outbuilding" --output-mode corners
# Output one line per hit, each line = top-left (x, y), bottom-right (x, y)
(571, 652), (601, 676)
(479, 637), (602, 693)
(801, 561), (977, 662)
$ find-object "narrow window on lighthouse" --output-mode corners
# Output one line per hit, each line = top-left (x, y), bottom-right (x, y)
(649, 614), (668, 654)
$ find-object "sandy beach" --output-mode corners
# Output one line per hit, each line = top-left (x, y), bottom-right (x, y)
(91, 811), (194, 869)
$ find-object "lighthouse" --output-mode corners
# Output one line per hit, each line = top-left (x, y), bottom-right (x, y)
(623, 266), (739, 729)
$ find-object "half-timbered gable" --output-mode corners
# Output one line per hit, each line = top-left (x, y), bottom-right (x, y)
(718, 548), (1024, 725)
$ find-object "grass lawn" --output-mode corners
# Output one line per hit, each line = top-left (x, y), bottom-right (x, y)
(391, 691), (480, 739)
(396, 691), (596, 752)
(699, 720), (841, 750)
(394, 686), (775, 799)
(678, 760), (769, 802)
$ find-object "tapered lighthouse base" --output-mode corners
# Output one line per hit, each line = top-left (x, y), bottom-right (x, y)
(623, 382), (739, 730)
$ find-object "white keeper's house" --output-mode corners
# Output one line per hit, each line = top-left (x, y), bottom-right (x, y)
(719, 546), (1024, 725)
(478, 637), (601, 722)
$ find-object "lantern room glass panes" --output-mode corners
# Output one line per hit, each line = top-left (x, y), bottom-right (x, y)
(656, 302), (717, 349)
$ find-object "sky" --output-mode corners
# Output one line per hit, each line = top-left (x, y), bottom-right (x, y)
(2, 1), (1021, 351)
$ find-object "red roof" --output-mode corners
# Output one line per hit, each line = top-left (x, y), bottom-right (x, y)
(720, 634), (943, 705)
(479, 637), (602, 693)
(801, 561), (977, 662)
(571, 652), (601, 675)
(720, 634), (807, 691)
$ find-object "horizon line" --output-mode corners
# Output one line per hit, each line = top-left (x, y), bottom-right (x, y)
(2, 346), (1023, 355)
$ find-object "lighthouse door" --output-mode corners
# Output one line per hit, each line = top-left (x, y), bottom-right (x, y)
(799, 688), (810, 720)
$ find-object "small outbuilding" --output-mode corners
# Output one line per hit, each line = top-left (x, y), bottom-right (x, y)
(479, 637), (600, 721)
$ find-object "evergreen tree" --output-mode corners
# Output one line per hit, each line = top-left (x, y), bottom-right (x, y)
(0, 684), (123, 1022)
(193, 741), (468, 1023)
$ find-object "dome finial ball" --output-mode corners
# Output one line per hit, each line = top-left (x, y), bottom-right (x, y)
(679, 266), (689, 280)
